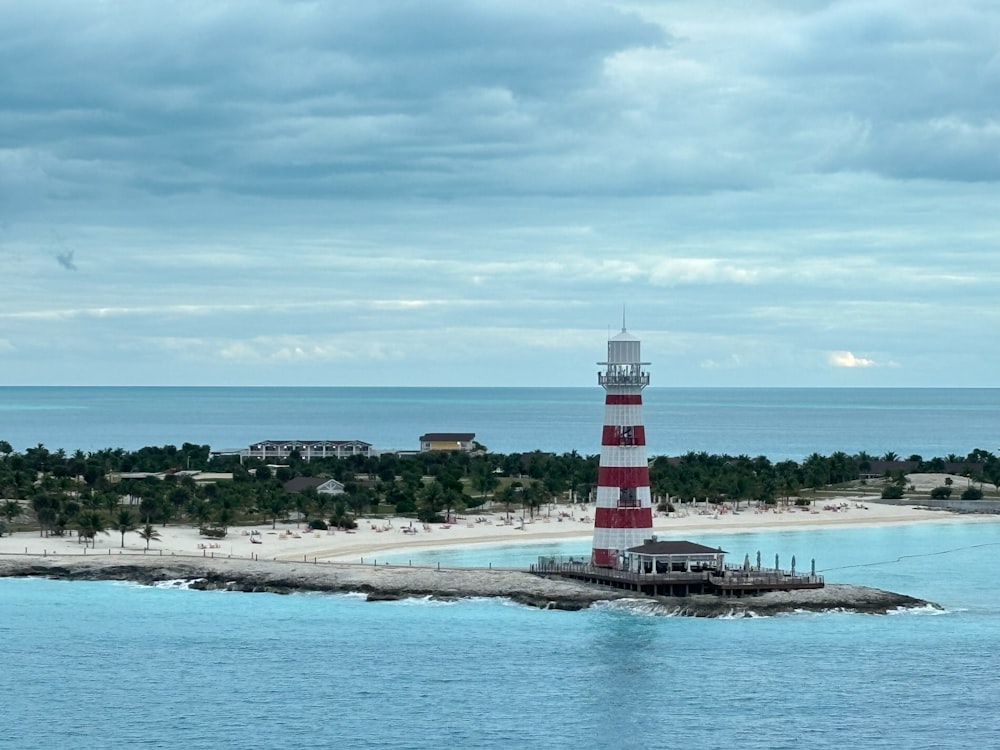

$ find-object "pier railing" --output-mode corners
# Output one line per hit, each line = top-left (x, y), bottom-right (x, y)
(531, 558), (823, 590)
(709, 573), (824, 590)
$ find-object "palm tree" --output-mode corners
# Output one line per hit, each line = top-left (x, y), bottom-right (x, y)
(524, 481), (544, 519)
(31, 491), (59, 537)
(417, 480), (445, 522)
(215, 504), (234, 533)
(1, 499), (21, 525)
(101, 489), (121, 515)
(472, 466), (499, 504)
(261, 490), (287, 530)
(137, 522), (161, 551)
(802, 453), (829, 490)
(77, 510), (107, 548)
(497, 482), (520, 519)
(294, 488), (316, 526)
(114, 509), (138, 548)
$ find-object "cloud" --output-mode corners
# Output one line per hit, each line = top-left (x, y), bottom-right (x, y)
(828, 351), (876, 368)
(1, 2), (999, 387)
(0, 0), (669, 204)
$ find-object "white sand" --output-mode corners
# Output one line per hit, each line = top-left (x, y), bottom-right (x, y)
(902, 473), (982, 492)
(1, 494), (992, 565)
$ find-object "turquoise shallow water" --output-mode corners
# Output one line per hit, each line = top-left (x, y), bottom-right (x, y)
(4, 520), (1000, 750)
(384, 521), (1000, 606)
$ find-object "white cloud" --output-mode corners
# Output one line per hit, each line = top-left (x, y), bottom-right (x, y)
(828, 351), (877, 368)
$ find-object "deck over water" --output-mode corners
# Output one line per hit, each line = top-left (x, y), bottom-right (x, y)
(531, 560), (824, 598)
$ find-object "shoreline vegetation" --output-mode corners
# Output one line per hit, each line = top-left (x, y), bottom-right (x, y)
(2, 441), (999, 614)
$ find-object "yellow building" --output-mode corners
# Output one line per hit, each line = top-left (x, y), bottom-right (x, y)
(419, 432), (476, 452)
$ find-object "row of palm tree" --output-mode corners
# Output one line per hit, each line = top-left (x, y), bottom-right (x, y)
(2, 439), (999, 540)
(59, 508), (161, 550)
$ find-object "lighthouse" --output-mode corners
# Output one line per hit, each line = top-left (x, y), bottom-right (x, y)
(592, 325), (654, 567)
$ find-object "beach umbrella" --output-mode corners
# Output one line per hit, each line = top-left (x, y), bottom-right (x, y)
(743, 553), (750, 571)
(775, 553), (780, 571)
(791, 555), (796, 574)
(756, 550), (761, 570)
(811, 558), (816, 576)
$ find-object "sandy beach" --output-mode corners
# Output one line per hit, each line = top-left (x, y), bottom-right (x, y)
(3, 475), (993, 615)
(2, 483), (994, 565)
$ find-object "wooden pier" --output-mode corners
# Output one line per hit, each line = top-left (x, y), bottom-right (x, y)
(531, 559), (824, 598)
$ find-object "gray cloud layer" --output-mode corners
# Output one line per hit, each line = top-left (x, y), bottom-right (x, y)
(1, 0), (999, 386)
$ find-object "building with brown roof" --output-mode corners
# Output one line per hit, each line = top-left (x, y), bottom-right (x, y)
(419, 433), (476, 452)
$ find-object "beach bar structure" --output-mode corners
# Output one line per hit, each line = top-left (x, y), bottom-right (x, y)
(534, 538), (824, 598)
(592, 324), (654, 566)
(623, 539), (727, 574)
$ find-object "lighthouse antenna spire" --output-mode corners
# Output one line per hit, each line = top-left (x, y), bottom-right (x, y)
(622, 304), (627, 332)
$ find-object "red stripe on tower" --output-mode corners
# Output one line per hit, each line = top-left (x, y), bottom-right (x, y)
(605, 394), (643, 405)
(594, 507), (654, 528)
(596, 466), (650, 487)
(591, 324), (654, 567)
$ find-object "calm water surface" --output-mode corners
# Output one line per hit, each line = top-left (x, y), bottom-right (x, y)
(3, 387), (1000, 748)
(4, 521), (1000, 750)
(1, 386), (998, 459)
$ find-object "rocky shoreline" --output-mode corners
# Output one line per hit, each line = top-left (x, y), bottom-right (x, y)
(0, 554), (937, 616)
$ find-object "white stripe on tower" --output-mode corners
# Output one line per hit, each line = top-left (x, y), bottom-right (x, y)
(591, 327), (654, 567)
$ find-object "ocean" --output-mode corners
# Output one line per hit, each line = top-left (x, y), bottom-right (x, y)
(1, 386), (999, 460)
(2, 387), (1000, 748)
(4, 520), (1000, 749)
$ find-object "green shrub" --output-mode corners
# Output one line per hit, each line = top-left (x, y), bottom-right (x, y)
(329, 515), (357, 530)
(930, 486), (952, 499)
(199, 526), (227, 538)
(881, 484), (905, 499)
(961, 487), (984, 500)
(394, 498), (417, 514)
(308, 519), (328, 530)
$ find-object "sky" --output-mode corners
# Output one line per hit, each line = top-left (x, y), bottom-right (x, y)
(2, 0), (999, 387)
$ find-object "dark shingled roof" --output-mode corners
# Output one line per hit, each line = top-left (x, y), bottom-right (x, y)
(627, 540), (728, 555)
(419, 433), (475, 442)
(282, 477), (330, 494)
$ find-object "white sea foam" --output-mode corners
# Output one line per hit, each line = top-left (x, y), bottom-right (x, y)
(886, 603), (949, 616)
(593, 598), (686, 617)
(716, 608), (763, 619)
(384, 594), (461, 607)
(151, 578), (199, 589)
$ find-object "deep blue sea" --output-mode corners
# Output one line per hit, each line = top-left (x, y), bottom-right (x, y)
(3, 387), (1000, 749)
(1, 386), (998, 460)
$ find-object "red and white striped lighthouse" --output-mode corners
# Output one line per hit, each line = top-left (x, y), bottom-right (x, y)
(592, 325), (653, 567)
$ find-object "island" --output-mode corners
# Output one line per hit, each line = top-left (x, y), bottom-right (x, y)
(0, 554), (935, 617)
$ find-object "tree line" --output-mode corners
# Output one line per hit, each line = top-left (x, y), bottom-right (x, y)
(1, 439), (998, 541)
